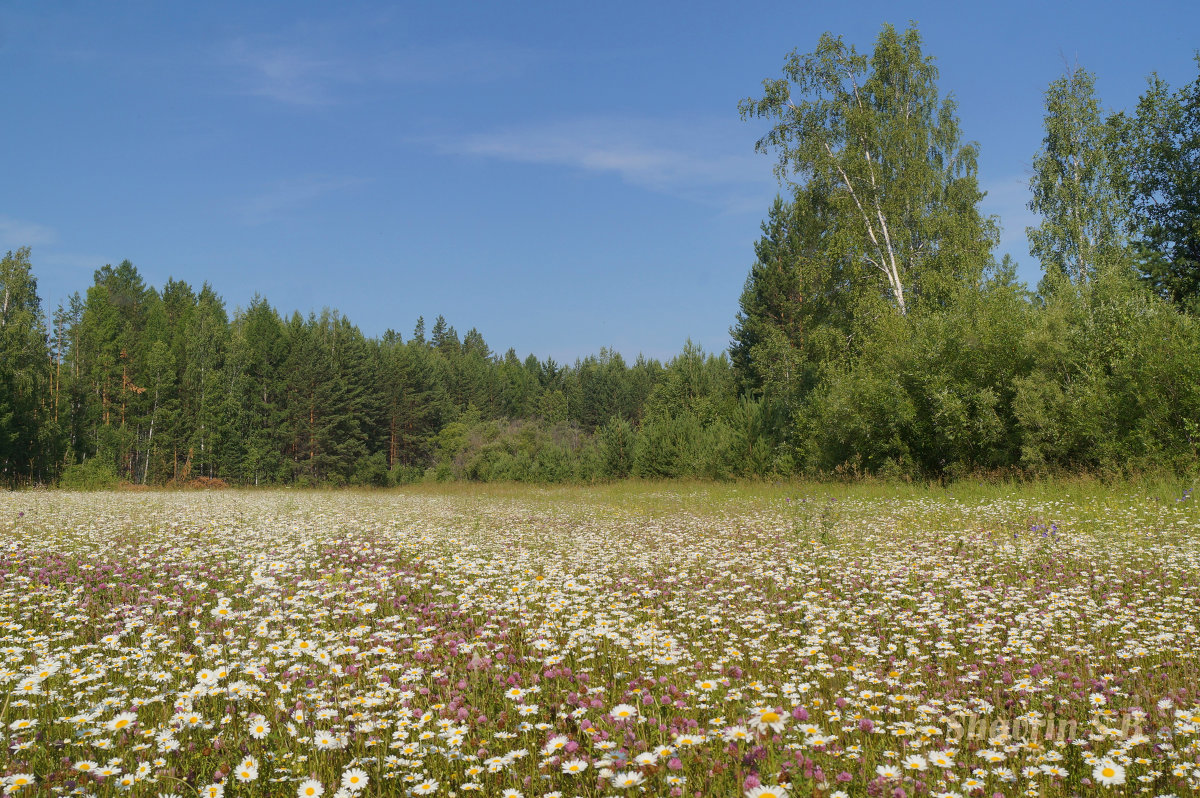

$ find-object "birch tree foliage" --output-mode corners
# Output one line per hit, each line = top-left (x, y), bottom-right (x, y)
(0, 247), (52, 484)
(739, 23), (995, 316)
(0, 248), (45, 364)
(1027, 67), (1130, 290)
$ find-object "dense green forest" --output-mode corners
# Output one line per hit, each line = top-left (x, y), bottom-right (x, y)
(3, 25), (1199, 488)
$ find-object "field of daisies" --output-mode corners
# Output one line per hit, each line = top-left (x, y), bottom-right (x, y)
(2, 482), (1199, 798)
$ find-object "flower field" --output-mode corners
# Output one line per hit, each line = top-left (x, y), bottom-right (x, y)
(1, 483), (1199, 798)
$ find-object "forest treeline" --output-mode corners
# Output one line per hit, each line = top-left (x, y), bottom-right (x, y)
(2, 24), (1199, 488)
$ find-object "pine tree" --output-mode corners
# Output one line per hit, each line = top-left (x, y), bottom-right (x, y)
(228, 297), (288, 484)
(182, 284), (229, 478)
(73, 261), (153, 477)
(380, 339), (447, 469)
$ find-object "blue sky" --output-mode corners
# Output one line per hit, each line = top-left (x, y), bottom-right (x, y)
(4, 1), (1198, 362)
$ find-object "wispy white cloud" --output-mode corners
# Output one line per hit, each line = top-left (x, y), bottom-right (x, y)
(220, 39), (346, 106)
(39, 252), (110, 273)
(233, 176), (369, 225)
(0, 216), (56, 249)
(441, 117), (777, 212)
(218, 36), (539, 107)
(0, 218), (111, 284)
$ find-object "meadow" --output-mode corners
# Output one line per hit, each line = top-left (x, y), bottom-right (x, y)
(1, 479), (1199, 798)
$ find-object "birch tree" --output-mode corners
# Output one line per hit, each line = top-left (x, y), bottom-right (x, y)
(739, 23), (995, 316)
(0, 248), (54, 484)
(1027, 66), (1129, 289)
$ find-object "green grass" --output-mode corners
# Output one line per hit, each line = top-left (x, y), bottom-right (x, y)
(382, 471), (1199, 517)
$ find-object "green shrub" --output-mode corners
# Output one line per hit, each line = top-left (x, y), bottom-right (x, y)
(58, 457), (119, 490)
